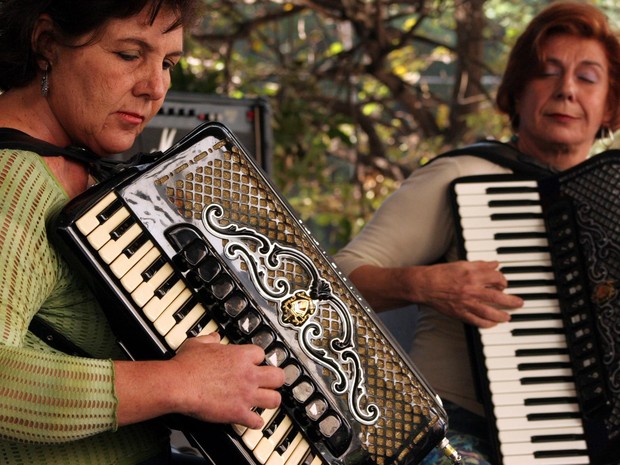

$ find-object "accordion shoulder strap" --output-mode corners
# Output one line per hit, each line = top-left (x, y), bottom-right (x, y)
(432, 139), (555, 178)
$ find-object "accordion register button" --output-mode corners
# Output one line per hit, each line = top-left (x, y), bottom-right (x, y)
(166, 225), (201, 251)
(210, 275), (235, 300)
(305, 397), (327, 421)
(237, 310), (261, 336)
(265, 345), (288, 367)
(292, 380), (314, 403)
(283, 364), (301, 386)
(182, 240), (209, 267)
(251, 328), (275, 350)
(223, 292), (248, 318)
(318, 414), (351, 456)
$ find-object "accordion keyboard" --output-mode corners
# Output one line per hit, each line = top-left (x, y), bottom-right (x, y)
(75, 190), (327, 465)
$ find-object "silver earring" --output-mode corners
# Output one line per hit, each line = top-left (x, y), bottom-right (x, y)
(41, 63), (49, 97)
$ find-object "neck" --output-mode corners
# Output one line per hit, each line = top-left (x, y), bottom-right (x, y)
(514, 137), (590, 171)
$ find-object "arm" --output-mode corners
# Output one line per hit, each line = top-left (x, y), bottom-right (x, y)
(348, 261), (522, 327)
(336, 157), (524, 328)
(114, 333), (284, 430)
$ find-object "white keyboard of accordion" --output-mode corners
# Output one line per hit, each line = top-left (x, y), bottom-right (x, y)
(80, 193), (319, 465)
(454, 180), (588, 464)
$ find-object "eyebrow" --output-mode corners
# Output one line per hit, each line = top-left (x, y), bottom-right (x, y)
(544, 57), (606, 70)
(117, 37), (184, 58)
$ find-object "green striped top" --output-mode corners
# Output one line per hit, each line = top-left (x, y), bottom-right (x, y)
(0, 149), (169, 464)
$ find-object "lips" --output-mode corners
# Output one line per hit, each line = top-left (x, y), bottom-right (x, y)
(117, 111), (145, 125)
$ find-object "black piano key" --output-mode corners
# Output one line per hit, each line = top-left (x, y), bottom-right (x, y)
(497, 246), (550, 254)
(533, 449), (589, 459)
(173, 297), (199, 323)
(490, 212), (543, 221)
(527, 411), (581, 421)
(96, 198), (123, 223)
(187, 312), (218, 338)
(512, 327), (564, 336)
(510, 313), (562, 322)
(141, 256), (166, 281)
(524, 396), (579, 406)
(531, 433), (585, 443)
(507, 279), (556, 288)
(517, 361), (572, 371)
(124, 233), (148, 257)
(488, 199), (541, 207)
(154, 274), (178, 298)
(500, 265), (554, 274)
(516, 292), (558, 301)
(521, 375), (574, 385)
(276, 426), (299, 454)
(486, 186), (538, 194)
(516, 347), (568, 357)
(264, 410), (287, 438)
(110, 215), (135, 240)
(495, 231), (548, 240)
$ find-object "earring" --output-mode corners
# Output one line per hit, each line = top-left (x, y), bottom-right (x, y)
(41, 63), (49, 97)
(600, 126), (615, 149)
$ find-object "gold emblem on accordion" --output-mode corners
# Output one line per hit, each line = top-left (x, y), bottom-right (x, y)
(281, 291), (316, 326)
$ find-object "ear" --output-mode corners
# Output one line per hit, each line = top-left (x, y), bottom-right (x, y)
(31, 14), (57, 69)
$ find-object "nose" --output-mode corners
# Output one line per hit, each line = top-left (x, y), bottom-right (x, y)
(133, 65), (169, 101)
(555, 74), (576, 101)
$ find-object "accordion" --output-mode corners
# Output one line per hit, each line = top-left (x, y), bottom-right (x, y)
(52, 122), (455, 465)
(450, 151), (620, 465)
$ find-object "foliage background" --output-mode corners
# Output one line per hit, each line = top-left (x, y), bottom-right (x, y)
(173, 0), (620, 254)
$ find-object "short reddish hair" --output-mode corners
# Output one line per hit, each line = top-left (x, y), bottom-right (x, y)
(496, 1), (620, 134)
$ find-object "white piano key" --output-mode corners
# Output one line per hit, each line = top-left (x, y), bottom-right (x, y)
(86, 207), (130, 250)
(283, 439), (312, 465)
(459, 204), (543, 218)
(194, 318), (220, 338)
(165, 304), (207, 350)
(464, 237), (549, 252)
(152, 292), (197, 335)
(265, 431), (305, 465)
(505, 285), (557, 295)
(75, 192), (117, 235)
(455, 192), (541, 206)
(110, 240), (153, 279)
(98, 222), (142, 264)
(492, 389), (579, 407)
(494, 399), (581, 418)
(461, 219), (546, 234)
(467, 250), (551, 263)
(254, 415), (293, 464)
(489, 379), (577, 395)
(498, 425), (585, 444)
(502, 454), (590, 465)
(462, 225), (547, 240)
(487, 366), (573, 382)
(502, 439), (587, 455)
(481, 318), (564, 335)
(131, 262), (174, 307)
(119, 247), (160, 293)
(482, 341), (566, 358)
(496, 414), (583, 431)
(480, 331), (566, 346)
(142, 279), (186, 321)
(242, 408), (279, 450)
(485, 353), (570, 370)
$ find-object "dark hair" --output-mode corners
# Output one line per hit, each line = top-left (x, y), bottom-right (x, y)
(0, 0), (201, 91)
(496, 1), (620, 133)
